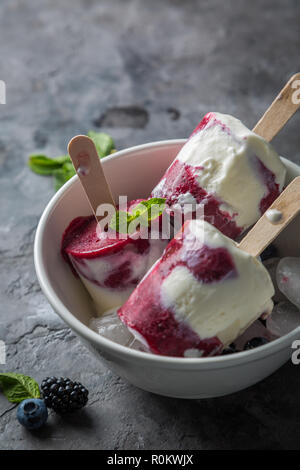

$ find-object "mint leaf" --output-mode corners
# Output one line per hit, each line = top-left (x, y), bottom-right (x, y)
(28, 154), (70, 175)
(87, 131), (115, 158)
(28, 131), (115, 191)
(109, 210), (132, 234)
(53, 162), (76, 191)
(109, 198), (166, 233)
(132, 198), (166, 222)
(0, 373), (40, 403)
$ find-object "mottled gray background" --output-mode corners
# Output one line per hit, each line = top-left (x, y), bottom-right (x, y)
(0, 0), (300, 450)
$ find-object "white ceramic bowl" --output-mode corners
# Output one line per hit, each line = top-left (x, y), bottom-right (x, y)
(34, 140), (300, 399)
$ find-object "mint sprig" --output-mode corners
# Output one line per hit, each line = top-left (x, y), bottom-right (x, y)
(28, 155), (70, 175)
(87, 131), (115, 159)
(0, 373), (40, 404)
(52, 162), (77, 192)
(109, 198), (166, 234)
(28, 131), (116, 191)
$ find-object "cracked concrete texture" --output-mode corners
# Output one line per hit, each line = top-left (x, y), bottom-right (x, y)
(0, 0), (300, 450)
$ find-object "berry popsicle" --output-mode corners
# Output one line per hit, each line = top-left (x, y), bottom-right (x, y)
(151, 112), (286, 239)
(62, 199), (168, 314)
(118, 219), (274, 357)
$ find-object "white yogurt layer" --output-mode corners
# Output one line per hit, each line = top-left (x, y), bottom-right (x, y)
(79, 276), (133, 316)
(160, 220), (274, 347)
(70, 239), (167, 315)
(176, 112), (286, 230)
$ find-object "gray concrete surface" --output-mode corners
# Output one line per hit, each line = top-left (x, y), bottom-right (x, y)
(0, 0), (300, 450)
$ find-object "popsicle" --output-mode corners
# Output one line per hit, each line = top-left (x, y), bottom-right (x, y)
(62, 198), (168, 314)
(118, 219), (274, 357)
(119, 176), (300, 357)
(151, 112), (286, 239)
(63, 136), (169, 314)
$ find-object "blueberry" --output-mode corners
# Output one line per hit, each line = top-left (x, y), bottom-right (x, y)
(244, 337), (269, 350)
(260, 244), (278, 262)
(17, 399), (48, 430)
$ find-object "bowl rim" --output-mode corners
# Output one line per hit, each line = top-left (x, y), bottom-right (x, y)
(34, 139), (300, 368)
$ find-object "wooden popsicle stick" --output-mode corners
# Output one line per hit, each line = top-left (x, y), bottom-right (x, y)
(68, 135), (116, 221)
(252, 73), (300, 142)
(238, 176), (300, 257)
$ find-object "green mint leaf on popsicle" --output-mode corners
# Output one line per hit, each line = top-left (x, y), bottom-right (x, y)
(109, 198), (166, 233)
(0, 373), (40, 404)
(132, 198), (166, 221)
(109, 210), (132, 234)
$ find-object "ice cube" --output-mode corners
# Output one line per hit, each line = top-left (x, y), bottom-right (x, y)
(266, 301), (300, 337)
(276, 257), (300, 308)
(90, 312), (133, 346)
(89, 309), (147, 351)
(263, 257), (286, 303)
(234, 320), (273, 351)
(129, 339), (149, 352)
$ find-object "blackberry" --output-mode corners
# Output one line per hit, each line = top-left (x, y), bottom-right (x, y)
(41, 377), (89, 414)
(244, 337), (269, 350)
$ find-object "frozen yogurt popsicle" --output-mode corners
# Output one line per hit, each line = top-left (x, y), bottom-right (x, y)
(118, 219), (274, 357)
(62, 199), (168, 314)
(151, 112), (286, 239)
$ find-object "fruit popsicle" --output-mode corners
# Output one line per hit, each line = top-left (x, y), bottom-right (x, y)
(62, 199), (168, 314)
(151, 112), (286, 239)
(118, 219), (274, 357)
